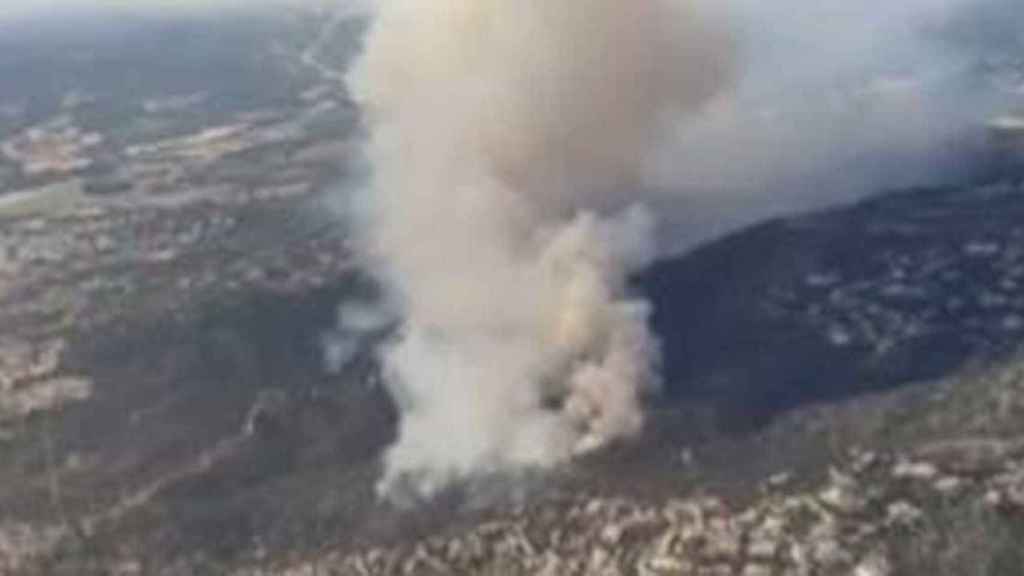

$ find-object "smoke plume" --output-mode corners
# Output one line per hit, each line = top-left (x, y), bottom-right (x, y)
(642, 0), (1022, 249)
(346, 0), (734, 498)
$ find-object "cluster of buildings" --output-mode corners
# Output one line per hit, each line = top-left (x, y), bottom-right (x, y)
(0, 115), (103, 178)
(772, 182), (1024, 360)
(289, 438), (1024, 576)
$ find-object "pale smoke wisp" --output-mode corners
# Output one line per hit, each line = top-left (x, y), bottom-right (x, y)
(346, 0), (734, 499)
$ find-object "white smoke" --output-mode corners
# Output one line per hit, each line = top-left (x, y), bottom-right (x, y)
(346, 0), (734, 498)
(643, 0), (1022, 249)
(321, 301), (393, 374)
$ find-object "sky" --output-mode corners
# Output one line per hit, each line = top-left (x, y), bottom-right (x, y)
(0, 0), (371, 21)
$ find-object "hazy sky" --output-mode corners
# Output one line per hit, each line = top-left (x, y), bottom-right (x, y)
(0, 0), (371, 21)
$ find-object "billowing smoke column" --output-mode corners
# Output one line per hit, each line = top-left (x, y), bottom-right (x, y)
(346, 0), (733, 498)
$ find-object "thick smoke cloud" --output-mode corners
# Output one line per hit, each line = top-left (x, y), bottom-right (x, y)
(346, 0), (734, 498)
(342, 0), (1020, 499)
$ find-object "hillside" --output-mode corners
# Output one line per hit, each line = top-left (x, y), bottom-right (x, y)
(3, 181), (1024, 574)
